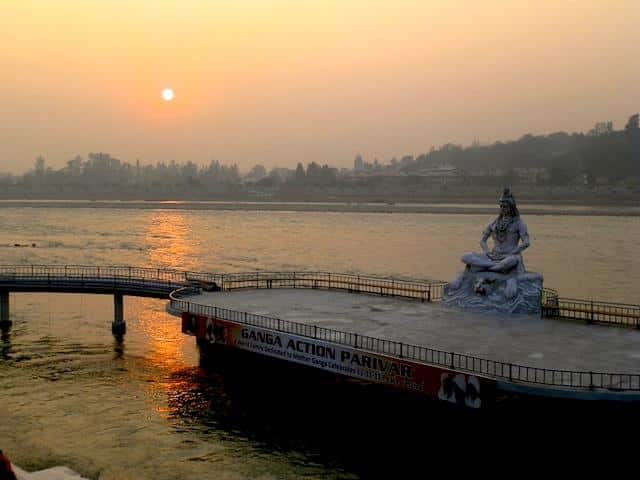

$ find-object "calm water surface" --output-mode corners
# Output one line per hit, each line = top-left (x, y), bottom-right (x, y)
(0, 207), (638, 478)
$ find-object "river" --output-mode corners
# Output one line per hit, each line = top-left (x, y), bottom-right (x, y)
(0, 206), (638, 478)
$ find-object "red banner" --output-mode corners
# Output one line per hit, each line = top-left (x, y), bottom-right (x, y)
(183, 312), (494, 408)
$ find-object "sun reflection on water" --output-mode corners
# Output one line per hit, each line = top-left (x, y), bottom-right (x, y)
(125, 297), (200, 420)
(144, 210), (197, 271)
(140, 212), (204, 419)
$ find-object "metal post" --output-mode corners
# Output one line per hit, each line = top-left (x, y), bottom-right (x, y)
(0, 290), (10, 326)
(112, 293), (126, 336)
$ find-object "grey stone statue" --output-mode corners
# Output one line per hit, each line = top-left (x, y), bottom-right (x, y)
(444, 188), (542, 314)
(460, 187), (529, 275)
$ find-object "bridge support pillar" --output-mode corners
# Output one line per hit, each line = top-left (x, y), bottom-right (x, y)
(0, 290), (10, 327)
(112, 293), (126, 336)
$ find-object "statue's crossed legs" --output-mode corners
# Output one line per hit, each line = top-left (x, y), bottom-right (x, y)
(461, 252), (521, 274)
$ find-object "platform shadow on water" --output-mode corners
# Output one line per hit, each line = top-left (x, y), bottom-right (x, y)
(163, 344), (640, 475)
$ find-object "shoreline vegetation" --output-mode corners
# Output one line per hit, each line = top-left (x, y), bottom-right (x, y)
(0, 198), (637, 216)
(2, 116), (638, 210)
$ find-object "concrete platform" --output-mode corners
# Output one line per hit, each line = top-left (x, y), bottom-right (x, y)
(193, 289), (640, 374)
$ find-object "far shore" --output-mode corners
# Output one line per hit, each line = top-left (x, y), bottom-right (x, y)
(0, 199), (637, 216)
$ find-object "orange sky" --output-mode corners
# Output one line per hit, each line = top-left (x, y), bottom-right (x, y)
(0, 1), (638, 172)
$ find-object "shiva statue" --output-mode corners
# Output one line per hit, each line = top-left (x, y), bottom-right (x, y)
(445, 188), (542, 314)
(460, 187), (529, 275)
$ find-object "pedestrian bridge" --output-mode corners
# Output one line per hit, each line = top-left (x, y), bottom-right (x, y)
(0, 265), (444, 336)
(0, 265), (221, 335)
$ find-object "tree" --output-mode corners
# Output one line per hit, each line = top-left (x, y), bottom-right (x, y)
(247, 164), (267, 180)
(353, 154), (364, 171)
(181, 161), (198, 182)
(320, 164), (337, 185)
(625, 113), (639, 133)
(293, 163), (305, 183)
(306, 162), (322, 182)
(66, 155), (83, 176)
(588, 121), (613, 136)
(34, 156), (45, 177)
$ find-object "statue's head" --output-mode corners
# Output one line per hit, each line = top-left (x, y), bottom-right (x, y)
(498, 187), (519, 217)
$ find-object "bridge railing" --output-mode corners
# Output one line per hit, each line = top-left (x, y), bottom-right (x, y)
(0, 266), (446, 303)
(216, 274), (639, 327)
(170, 296), (640, 392)
(216, 271), (446, 302)
(0, 265), (216, 285)
(0, 266), (446, 301)
(1, 264), (636, 328)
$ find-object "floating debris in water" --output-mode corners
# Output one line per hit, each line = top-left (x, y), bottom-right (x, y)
(14, 465), (89, 480)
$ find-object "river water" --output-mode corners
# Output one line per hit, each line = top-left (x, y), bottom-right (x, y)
(0, 207), (638, 478)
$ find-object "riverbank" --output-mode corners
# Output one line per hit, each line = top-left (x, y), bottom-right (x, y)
(0, 199), (637, 216)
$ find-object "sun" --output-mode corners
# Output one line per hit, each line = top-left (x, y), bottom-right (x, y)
(162, 88), (174, 102)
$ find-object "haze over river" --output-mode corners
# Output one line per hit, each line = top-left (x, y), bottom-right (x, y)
(0, 206), (638, 478)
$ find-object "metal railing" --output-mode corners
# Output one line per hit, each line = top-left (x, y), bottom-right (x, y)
(541, 289), (640, 328)
(0, 264), (216, 285)
(170, 295), (640, 392)
(1, 265), (636, 328)
(0, 266), (445, 302)
(541, 287), (558, 307)
(0, 264), (637, 391)
(216, 271), (445, 302)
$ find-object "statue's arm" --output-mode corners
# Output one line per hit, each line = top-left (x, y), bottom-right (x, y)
(512, 221), (530, 255)
(479, 224), (492, 255)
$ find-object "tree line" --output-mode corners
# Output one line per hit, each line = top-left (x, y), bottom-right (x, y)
(3, 154), (243, 194)
(0, 113), (637, 197)
(399, 113), (639, 186)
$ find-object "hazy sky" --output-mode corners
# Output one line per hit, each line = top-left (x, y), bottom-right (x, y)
(1, 1), (638, 173)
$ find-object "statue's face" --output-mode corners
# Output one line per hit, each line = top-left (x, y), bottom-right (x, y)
(499, 202), (510, 215)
